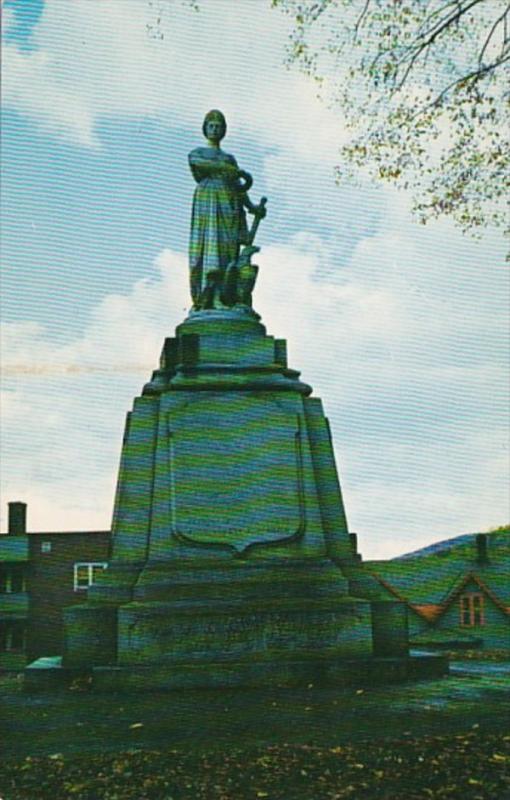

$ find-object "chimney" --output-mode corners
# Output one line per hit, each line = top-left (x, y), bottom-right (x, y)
(8, 502), (27, 535)
(349, 532), (362, 562)
(476, 533), (488, 565)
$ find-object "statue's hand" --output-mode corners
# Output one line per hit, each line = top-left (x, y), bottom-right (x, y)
(255, 202), (267, 219)
(237, 169), (253, 192)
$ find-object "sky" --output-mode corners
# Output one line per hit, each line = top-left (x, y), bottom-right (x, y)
(1, 0), (508, 559)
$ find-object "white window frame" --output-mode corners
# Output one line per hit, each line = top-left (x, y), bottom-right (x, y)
(73, 562), (108, 592)
(459, 592), (485, 627)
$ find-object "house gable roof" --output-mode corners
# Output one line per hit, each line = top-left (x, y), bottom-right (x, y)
(442, 572), (510, 617)
(366, 528), (510, 620)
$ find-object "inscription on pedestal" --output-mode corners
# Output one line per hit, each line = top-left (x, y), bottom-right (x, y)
(123, 607), (369, 665)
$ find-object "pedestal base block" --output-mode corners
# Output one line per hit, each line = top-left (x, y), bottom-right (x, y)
(116, 596), (372, 668)
(92, 654), (449, 692)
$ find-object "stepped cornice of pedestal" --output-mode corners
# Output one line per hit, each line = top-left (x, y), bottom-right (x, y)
(142, 308), (312, 396)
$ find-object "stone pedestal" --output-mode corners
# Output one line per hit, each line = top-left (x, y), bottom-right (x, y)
(58, 309), (417, 690)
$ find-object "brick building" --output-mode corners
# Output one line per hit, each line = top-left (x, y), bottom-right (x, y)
(0, 502), (110, 669)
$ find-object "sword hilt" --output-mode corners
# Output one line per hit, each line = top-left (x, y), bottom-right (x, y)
(247, 196), (267, 246)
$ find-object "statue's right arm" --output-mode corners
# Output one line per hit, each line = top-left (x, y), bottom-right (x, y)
(189, 150), (238, 182)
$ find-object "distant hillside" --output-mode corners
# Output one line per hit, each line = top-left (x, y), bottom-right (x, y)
(395, 526), (510, 561)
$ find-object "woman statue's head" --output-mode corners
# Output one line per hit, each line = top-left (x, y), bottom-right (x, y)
(203, 109), (227, 143)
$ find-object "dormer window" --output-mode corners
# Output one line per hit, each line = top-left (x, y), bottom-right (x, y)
(459, 593), (485, 626)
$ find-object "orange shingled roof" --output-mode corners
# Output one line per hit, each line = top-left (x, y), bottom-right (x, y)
(368, 573), (438, 620)
(411, 604), (443, 622)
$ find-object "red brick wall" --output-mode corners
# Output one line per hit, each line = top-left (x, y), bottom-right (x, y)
(27, 532), (110, 660)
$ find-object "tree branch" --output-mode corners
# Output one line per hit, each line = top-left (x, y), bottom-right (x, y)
(415, 0), (485, 47)
(415, 1), (466, 42)
(353, 0), (371, 42)
(478, 3), (510, 68)
(394, 0), (487, 92)
(410, 54), (510, 121)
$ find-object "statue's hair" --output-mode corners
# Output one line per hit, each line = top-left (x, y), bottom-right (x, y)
(202, 109), (227, 139)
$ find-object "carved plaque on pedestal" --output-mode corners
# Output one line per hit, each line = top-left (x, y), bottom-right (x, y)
(168, 394), (305, 552)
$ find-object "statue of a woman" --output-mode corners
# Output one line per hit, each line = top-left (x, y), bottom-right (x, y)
(188, 110), (266, 310)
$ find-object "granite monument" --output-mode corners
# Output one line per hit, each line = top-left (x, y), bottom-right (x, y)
(26, 112), (447, 690)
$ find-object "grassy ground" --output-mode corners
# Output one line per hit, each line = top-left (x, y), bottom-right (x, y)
(1, 732), (509, 799)
(1, 661), (509, 799)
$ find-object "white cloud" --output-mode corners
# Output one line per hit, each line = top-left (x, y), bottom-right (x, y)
(0, 249), (188, 531)
(2, 0), (348, 158)
(4, 43), (98, 147)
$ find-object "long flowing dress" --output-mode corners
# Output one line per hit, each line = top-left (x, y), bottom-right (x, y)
(188, 146), (248, 306)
